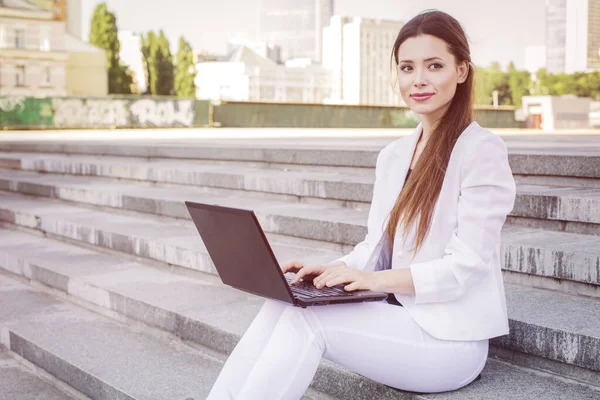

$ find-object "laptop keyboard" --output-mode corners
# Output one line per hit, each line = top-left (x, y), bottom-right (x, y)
(285, 276), (352, 298)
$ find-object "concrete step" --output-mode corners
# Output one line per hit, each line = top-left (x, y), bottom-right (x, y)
(1, 227), (599, 377)
(3, 267), (599, 400)
(0, 274), (333, 400)
(0, 191), (349, 275)
(0, 349), (85, 400)
(0, 185), (599, 299)
(1, 153), (600, 229)
(0, 139), (599, 178)
(0, 152), (376, 204)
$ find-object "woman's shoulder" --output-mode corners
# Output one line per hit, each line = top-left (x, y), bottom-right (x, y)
(456, 121), (508, 154)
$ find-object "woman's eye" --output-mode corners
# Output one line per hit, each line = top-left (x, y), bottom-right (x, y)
(400, 65), (412, 72)
(429, 63), (443, 70)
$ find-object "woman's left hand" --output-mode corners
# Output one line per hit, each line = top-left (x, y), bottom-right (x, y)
(312, 265), (380, 292)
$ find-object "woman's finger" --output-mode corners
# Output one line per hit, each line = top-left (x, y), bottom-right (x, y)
(290, 264), (320, 284)
(282, 260), (304, 274)
(290, 267), (308, 284)
(314, 269), (335, 286)
(324, 274), (354, 288)
(344, 282), (360, 291)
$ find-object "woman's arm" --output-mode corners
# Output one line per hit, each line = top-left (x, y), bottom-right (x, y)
(407, 134), (516, 304)
(372, 268), (416, 294)
(315, 134), (516, 299)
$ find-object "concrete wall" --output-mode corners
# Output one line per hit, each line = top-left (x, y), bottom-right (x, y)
(0, 96), (210, 129)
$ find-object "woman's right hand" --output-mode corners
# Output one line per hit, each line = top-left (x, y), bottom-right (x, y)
(281, 260), (346, 285)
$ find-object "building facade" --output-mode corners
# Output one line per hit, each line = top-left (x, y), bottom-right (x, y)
(323, 16), (404, 106)
(0, 0), (105, 97)
(195, 45), (332, 103)
(65, 33), (107, 96)
(588, 0), (600, 69)
(258, 0), (333, 62)
(0, 0), (68, 96)
(546, 0), (600, 73)
(521, 95), (592, 130)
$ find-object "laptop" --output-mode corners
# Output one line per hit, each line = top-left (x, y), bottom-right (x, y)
(185, 201), (389, 308)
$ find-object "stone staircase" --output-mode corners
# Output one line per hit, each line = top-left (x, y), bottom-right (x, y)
(0, 136), (599, 399)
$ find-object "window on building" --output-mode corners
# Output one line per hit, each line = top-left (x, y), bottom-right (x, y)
(15, 29), (25, 49)
(43, 66), (52, 86)
(16, 65), (26, 87)
(40, 26), (51, 51)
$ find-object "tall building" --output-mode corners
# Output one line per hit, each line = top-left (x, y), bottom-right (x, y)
(323, 16), (404, 106)
(546, 0), (600, 73)
(588, 0), (600, 69)
(258, 0), (333, 62)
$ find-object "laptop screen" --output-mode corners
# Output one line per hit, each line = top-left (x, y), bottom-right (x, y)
(185, 201), (295, 304)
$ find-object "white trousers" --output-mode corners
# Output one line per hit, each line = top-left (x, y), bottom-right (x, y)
(207, 299), (489, 400)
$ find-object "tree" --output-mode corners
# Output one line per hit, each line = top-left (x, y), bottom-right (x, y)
(140, 32), (157, 94)
(174, 36), (197, 98)
(89, 2), (132, 94)
(141, 30), (174, 96)
(157, 31), (174, 96)
(507, 62), (532, 107)
(474, 62), (511, 106)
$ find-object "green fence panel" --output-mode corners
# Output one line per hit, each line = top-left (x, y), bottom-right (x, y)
(213, 101), (518, 129)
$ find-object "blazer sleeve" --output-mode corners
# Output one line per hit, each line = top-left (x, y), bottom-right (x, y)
(408, 134), (516, 304)
(333, 147), (386, 270)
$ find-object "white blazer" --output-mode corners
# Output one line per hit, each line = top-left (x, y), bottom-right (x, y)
(336, 121), (517, 341)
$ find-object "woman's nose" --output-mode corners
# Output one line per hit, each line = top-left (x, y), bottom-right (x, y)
(413, 70), (428, 88)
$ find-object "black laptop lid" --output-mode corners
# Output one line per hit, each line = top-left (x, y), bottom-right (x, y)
(185, 201), (294, 304)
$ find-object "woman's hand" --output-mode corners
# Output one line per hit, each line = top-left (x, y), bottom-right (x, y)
(281, 260), (334, 284)
(313, 265), (380, 292)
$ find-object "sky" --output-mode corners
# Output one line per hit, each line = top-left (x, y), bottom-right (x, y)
(81, 0), (547, 70)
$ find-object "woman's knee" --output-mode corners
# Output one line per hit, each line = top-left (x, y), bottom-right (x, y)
(258, 298), (293, 319)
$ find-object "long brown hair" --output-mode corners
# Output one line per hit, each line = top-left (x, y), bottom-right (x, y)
(386, 10), (475, 258)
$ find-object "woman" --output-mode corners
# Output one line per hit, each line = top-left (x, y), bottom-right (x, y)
(207, 9), (517, 399)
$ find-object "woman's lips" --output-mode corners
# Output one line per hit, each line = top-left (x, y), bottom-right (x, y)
(411, 93), (434, 102)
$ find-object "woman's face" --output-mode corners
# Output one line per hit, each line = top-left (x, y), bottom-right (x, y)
(395, 34), (469, 120)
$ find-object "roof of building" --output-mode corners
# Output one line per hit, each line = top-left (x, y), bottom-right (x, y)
(1, 0), (43, 11)
(223, 45), (278, 68)
(0, 0), (53, 19)
(64, 33), (105, 54)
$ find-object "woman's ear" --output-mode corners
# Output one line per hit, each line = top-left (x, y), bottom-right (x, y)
(457, 61), (469, 84)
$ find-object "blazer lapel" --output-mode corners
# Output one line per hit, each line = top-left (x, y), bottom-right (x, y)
(363, 123), (424, 271)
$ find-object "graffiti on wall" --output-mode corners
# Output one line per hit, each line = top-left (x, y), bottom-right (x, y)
(0, 96), (26, 113)
(130, 99), (194, 127)
(0, 96), (210, 128)
(52, 99), (129, 127)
